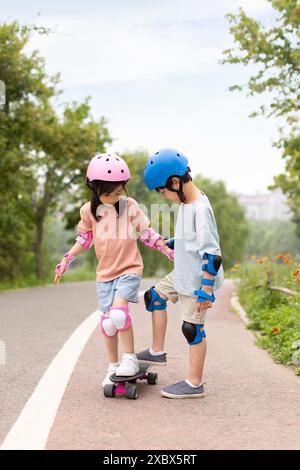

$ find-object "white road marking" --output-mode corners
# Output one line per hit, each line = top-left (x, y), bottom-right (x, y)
(1, 289), (146, 450)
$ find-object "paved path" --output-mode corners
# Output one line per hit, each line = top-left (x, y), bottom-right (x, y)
(1, 279), (300, 450)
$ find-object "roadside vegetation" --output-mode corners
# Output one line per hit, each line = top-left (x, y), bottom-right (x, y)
(232, 254), (300, 375)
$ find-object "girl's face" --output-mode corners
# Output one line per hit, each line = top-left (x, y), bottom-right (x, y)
(99, 184), (124, 205)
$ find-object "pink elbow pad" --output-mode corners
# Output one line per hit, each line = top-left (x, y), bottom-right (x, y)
(76, 231), (93, 250)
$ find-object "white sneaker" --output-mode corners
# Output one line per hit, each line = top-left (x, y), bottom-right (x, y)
(102, 362), (119, 388)
(116, 353), (139, 377)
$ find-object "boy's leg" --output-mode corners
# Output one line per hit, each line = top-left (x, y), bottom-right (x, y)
(189, 337), (207, 386)
(149, 272), (177, 351)
(161, 296), (207, 398)
(136, 273), (177, 365)
(151, 292), (168, 352)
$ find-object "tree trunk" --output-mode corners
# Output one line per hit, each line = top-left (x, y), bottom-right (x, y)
(33, 172), (54, 280)
(34, 214), (44, 280)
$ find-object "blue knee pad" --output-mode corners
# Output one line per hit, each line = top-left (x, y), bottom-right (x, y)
(144, 287), (167, 312)
(182, 322), (206, 345)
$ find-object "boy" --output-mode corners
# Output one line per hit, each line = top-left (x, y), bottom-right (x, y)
(137, 148), (224, 398)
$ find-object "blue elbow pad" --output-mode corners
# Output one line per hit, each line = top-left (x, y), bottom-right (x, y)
(202, 253), (222, 276)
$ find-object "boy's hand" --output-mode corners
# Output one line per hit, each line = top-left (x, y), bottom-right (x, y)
(196, 285), (213, 312)
(196, 300), (212, 312)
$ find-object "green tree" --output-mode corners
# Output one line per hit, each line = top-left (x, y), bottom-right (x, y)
(0, 21), (112, 280)
(222, 0), (300, 232)
(0, 21), (53, 280)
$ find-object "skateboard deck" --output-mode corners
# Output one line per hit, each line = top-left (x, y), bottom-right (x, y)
(104, 363), (158, 399)
(109, 363), (152, 383)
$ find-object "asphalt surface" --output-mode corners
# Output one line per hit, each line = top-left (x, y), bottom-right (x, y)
(1, 279), (300, 450)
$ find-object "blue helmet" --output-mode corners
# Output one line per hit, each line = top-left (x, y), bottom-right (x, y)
(144, 148), (189, 190)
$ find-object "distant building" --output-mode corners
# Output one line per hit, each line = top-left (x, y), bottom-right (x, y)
(237, 188), (292, 221)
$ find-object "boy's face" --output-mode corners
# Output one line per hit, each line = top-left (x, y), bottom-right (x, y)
(156, 177), (181, 203)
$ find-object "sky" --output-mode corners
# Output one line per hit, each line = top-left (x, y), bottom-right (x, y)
(1, 0), (286, 194)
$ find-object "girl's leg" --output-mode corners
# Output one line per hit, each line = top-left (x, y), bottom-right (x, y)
(103, 334), (118, 363)
(101, 310), (119, 387)
(110, 297), (139, 376)
(111, 298), (134, 352)
(101, 310), (119, 362)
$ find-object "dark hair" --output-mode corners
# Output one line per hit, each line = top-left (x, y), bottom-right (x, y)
(181, 167), (192, 183)
(155, 168), (192, 192)
(86, 179), (128, 221)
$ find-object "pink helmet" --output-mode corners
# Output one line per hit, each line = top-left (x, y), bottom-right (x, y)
(86, 153), (131, 182)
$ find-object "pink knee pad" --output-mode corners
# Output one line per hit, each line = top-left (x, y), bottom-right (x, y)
(109, 306), (131, 332)
(100, 314), (118, 337)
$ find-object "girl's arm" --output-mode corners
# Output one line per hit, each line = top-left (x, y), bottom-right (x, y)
(54, 202), (94, 284)
(129, 198), (174, 260)
(139, 227), (174, 261)
(54, 241), (85, 285)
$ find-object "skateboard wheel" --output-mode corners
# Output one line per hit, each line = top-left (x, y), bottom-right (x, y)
(126, 384), (138, 399)
(147, 372), (158, 385)
(104, 384), (115, 398)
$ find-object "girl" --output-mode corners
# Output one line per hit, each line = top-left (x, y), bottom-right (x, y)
(54, 153), (174, 387)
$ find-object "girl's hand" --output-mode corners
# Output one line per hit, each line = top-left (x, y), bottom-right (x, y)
(54, 253), (74, 285)
(54, 259), (67, 285)
(154, 239), (174, 259)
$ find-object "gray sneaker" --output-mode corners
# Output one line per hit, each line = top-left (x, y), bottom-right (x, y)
(161, 380), (205, 399)
(136, 348), (167, 366)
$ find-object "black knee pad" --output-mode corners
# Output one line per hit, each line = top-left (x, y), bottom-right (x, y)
(182, 321), (206, 345)
(144, 287), (167, 312)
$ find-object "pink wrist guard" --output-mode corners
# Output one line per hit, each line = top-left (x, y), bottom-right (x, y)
(76, 231), (93, 250)
(55, 252), (75, 274)
(139, 227), (160, 248)
(139, 228), (174, 261)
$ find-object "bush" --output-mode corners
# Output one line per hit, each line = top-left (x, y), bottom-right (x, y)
(236, 255), (300, 372)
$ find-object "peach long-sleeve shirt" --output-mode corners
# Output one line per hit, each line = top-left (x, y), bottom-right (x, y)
(77, 197), (150, 282)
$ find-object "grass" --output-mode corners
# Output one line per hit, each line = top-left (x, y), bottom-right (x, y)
(233, 255), (300, 374)
(0, 262), (95, 292)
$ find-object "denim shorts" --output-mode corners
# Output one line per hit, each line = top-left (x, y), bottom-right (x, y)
(96, 273), (142, 313)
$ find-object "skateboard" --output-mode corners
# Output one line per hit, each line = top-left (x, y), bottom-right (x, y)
(103, 363), (158, 399)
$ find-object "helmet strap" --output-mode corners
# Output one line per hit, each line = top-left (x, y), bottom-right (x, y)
(166, 177), (185, 203)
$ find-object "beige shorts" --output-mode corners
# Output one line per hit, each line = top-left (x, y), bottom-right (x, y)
(155, 272), (207, 325)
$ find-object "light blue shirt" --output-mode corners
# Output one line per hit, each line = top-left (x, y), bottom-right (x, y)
(172, 193), (224, 297)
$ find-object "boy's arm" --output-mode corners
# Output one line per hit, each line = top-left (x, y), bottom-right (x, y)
(194, 206), (223, 308)
(194, 253), (222, 312)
